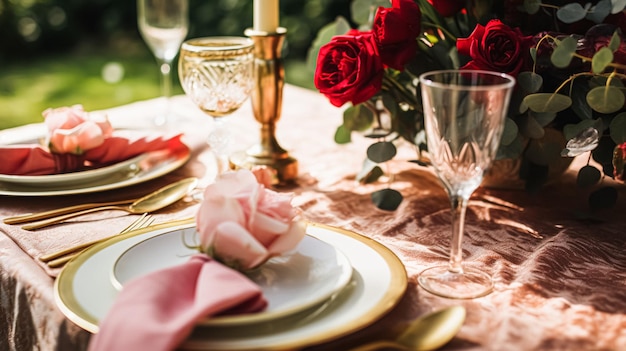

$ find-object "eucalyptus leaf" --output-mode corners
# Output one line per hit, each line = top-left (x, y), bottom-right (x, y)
(609, 112), (626, 144)
(563, 120), (600, 141)
(517, 71), (543, 93)
(556, 3), (587, 23)
(609, 30), (621, 51)
(497, 135), (524, 159)
(577, 165), (602, 188)
(570, 81), (593, 120)
(367, 141), (397, 163)
(357, 158), (384, 183)
(500, 118), (519, 146)
(531, 111), (557, 127)
(530, 47), (537, 62)
(523, 0), (541, 14)
(586, 85), (625, 114)
(343, 104), (374, 132)
(334, 125), (351, 144)
(588, 186), (618, 210)
(371, 188), (403, 211)
(551, 36), (577, 68)
(591, 47), (613, 73)
(585, 0), (611, 23)
(523, 93), (572, 113)
(611, 0), (626, 14)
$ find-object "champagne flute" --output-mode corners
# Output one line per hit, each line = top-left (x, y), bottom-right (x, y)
(137, 0), (189, 127)
(418, 70), (515, 299)
(178, 37), (254, 171)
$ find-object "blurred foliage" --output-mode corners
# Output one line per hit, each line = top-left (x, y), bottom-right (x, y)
(0, 0), (350, 129)
(0, 0), (350, 63)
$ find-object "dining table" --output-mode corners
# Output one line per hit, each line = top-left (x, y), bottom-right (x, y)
(1, 83), (625, 351)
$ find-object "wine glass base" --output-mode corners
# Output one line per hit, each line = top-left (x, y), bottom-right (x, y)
(418, 265), (493, 299)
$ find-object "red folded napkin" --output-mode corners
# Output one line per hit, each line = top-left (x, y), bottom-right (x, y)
(0, 131), (186, 176)
(88, 254), (267, 351)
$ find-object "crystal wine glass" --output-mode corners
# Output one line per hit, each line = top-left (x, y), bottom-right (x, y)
(178, 37), (254, 170)
(137, 0), (189, 127)
(418, 70), (515, 299)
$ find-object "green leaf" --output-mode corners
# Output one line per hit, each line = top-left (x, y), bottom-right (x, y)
(551, 36), (578, 68)
(523, 0), (541, 14)
(586, 85), (625, 114)
(577, 165), (601, 188)
(532, 111), (557, 127)
(563, 120), (600, 141)
(306, 17), (352, 72)
(609, 30), (621, 51)
(367, 141), (397, 163)
(556, 3), (587, 23)
(523, 93), (572, 113)
(592, 47), (613, 73)
(610, 112), (626, 144)
(351, 0), (389, 26)
(371, 188), (403, 211)
(500, 117), (519, 146)
(585, 0), (612, 23)
(357, 158), (384, 183)
(526, 138), (562, 166)
(588, 186), (618, 211)
(343, 104), (374, 131)
(517, 71), (543, 93)
(529, 47), (537, 62)
(334, 125), (351, 144)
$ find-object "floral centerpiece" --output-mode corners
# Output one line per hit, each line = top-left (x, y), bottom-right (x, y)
(308, 0), (626, 213)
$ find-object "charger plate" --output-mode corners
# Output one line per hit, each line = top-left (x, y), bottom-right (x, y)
(55, 219), (407, 350)
(110, 230), (354, 326)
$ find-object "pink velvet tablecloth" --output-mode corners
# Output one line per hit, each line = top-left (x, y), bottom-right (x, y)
(1, 85), (625, 351)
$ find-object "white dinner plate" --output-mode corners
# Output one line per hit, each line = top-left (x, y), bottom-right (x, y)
(110, 230), (353, 326)
(55, 220), (407, 350)
(0, 146), (191, 196)
(0, 153), (146, 188)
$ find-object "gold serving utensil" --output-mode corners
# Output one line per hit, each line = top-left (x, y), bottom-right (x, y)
(4, 198), (139, 225)
(348, 306), (466, 351)
(42, 213), (155, 268)
(22, 177), (198, 231)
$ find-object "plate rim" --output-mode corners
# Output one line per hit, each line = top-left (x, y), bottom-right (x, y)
(54, 219), (408, 349)
(0, 153), (147, 185)
(109, 230), (354, 326)
(0, 146), (190, 196)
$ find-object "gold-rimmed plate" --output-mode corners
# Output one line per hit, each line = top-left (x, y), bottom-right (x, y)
(0, 146), (191, 196)
(54, 219), (407, 350)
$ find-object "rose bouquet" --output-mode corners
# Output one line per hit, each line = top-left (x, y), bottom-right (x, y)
(308, 0), (626, 213)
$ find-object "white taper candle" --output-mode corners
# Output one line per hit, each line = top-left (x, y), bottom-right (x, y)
(253, 0), (279, 32)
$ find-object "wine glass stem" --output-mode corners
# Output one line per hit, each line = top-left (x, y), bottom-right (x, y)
(159, 59), (173, 99)
(448, 194), (468, 274)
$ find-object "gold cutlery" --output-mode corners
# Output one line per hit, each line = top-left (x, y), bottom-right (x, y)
(22, 177), (198, 230)
(4, 198), (139, 225)
(348, 306), (466, 351)
(41, 213), (155, 268)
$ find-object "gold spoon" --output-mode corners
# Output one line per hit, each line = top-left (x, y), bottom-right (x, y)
(22, 177), (198, 230)
(348, 306), (466, 351)
(4, 198), (139, 224)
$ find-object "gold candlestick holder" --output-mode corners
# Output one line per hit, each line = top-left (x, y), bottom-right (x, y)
(229, 27), (298, 184)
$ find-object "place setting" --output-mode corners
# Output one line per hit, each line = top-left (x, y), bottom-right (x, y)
(53, 169), (408, 350)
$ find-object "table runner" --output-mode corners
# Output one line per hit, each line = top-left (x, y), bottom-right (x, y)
(1, 85), (625, 350)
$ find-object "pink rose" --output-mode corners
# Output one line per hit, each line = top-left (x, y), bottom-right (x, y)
(195, 169), (306, 270)
(43, 105), (113, 155)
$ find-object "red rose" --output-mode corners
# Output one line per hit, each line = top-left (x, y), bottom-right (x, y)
(372, 0), (421, 70)
(314, 31), (384, 107)
(430, 0), (465, 17)
(457, 19), (533, 77)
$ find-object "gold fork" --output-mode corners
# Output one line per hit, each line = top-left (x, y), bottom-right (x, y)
(41, 213), (155, 268)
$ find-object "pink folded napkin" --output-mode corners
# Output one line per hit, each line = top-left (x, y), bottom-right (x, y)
(0, 131), (186, 176)
(88, 254), (267, 351)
